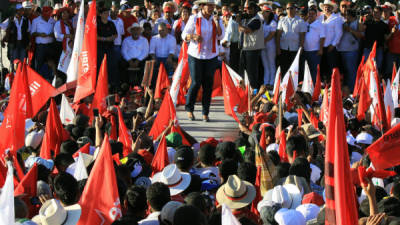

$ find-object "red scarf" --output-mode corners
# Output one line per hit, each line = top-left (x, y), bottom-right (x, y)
(195, 16), (217, 53)
(175, 19), (183, 43)
(60, 20), (71, 52)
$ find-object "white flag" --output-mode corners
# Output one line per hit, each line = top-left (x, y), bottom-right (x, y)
(60, 94), (76, 125)
(58, 45), (72, 74)
(301, 60), (314, 94)
(222, 204), (241, 225)
(272, 66), (281, 94)
(0, 162), (14, 225)
(280, 48), (302, 92)
(391, 68), (399, 108)
(66, 0), (85, 83)
(170, 59), (184, 106)
(384, 79), (394, 124)
(227, 64), (243, 87)
(74, 153), (88, 181)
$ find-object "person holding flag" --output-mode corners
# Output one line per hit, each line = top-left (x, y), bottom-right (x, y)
(181, 0), (224, 122)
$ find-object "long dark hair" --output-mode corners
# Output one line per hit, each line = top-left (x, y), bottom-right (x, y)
(265, 11), (275, 24)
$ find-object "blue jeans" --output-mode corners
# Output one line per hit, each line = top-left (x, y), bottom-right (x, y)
(363, 47), (384, 73)
(10, 42), (27, 65)
(340, 51), (358, 90)
(34, 43), (52, 73)
(185, 55), (218, 116)
(303, 50), (321, 82)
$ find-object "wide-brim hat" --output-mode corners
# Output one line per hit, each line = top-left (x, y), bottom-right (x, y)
(128, 23), (142, 32)
(216, 175), (256, 209)
(264, 184), (302, 209)
(384, 1), (396, 11)
(258, 0), (272, 6)
(151, 164), (191, 196)
(319, 0), (337, 11)
(194, 0), (216, 5)
(32, 200), (81, 225)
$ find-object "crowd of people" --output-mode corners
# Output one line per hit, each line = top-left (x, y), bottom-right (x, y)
(0, 0), (400, 225)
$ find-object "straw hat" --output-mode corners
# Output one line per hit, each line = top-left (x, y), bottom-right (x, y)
(32, 199), (81, 225)
(216, 175), (256, 209)
(194, 0), (216, 5)
(319, 0), (338, 11)
(151, 164), (191, 196)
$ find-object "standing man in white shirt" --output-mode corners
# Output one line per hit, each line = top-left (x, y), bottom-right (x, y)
(182, 0), (223, 122)
(31, 6), (56, 74)
(121, 23), (149, 85)
(150, 22), (177, 87)
(276, 2), (307, 76)
(54, 8), (72, 64)
(319, 0), (343, 80)
(303, 8), (325, 81)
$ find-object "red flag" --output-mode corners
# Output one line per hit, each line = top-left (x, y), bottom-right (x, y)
(151, 134), (169, 176)
(40, 99), (70, 159)
(236, 85), (249, 114)
(357, 79), (372, 121)
(310, 111), (319, 129)
(272, 72), (281, 104)
(14, 164), (37, 197)
(154, 62), (171, 99)
(278, 130), (288, 162)
(78, 135), (122, 225)
(110, 115), (117, 141)
(0, 63), (32, 156)
(26, 65), (57, 117)
(113, 153), (121, 165)
(353, 56), (365, 98)
(297, 108), (303, 127)
(366, 123), (400, 170)
(72, 143), (91, 158)
(251, 166), (262, 216)
(392, 62), (397, 84)
(221, 62), (240, 123)
(285, 75), (295, 111)
(91, 54), (109, 115)
(324, 68), (358, 225)
(117, 107), (132, 156)
(259, 128), (267, 151)
(74, 0), (97, 103)
(312, 65), (321, 102)
(211, 69), (223, 97)
(170, 125), (191, 146)
(149, 91), (176, 139)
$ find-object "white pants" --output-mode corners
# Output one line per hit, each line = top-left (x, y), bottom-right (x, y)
(261, 45), (276, 85)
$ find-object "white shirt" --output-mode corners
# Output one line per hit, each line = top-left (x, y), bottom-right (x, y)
(149, 34), (177, 58)
(321, 14), (343, 47)
(54, 20), (71, 42)
(304, 19), (326, 51)
(110, 17), (125, 46)
(263, 20), (277, 48)
(277, 16), (307, 51)
(182, 12), (225, 59)
(172, 19), (186, 34)
(138, 211), (160, 225)
(121, 35), (149, 61)
(31, 16), (55, 44)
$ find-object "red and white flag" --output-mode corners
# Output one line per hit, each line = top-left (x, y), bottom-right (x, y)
(66, 0), (85, 83)
(78, 135), (122, 225)
(170, 59), (184, 106)
(320, 87), (329, 126)
(280, 48), (302, 98)
(384, 80), (394, 126)
(74, 0), (97, 103)
(301, 60), (314, 95)
(221, 62), (240, 123)
(391, 66), (399, 108)
(272, 67), (281, 104)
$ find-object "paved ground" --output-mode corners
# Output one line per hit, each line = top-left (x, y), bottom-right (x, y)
(176, 97), (239, 142)
(0, 30), (238, 142)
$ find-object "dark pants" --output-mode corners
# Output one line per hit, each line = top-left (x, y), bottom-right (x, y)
(278, 49), (297, 79)
(185, 55), (218, 116)
(34, 43), (53, 73)
(303, 50), (321, 82)
(321, 47), (338, 82)
(340, 51), (359, 90)
(240, 49), (262, 89)
(9, 41), (27, 70)
(229, 42), (240, 73)
(98, 46), (118, 88)
(120, 58), (146, 86)
(151, 57), (174, 89)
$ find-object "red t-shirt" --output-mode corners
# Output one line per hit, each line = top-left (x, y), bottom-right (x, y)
(388, 16), (400, 54)
(118, 14), (138, 38)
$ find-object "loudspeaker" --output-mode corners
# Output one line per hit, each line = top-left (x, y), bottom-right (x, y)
(0, 0), (10, 12)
